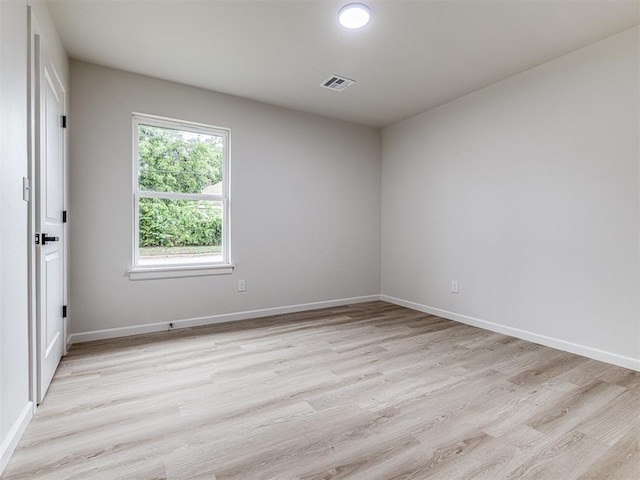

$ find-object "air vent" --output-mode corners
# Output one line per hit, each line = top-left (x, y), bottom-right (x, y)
(320, 75), (355, 92)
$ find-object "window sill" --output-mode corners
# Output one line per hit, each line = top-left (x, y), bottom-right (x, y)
(127, 263), (235, 280)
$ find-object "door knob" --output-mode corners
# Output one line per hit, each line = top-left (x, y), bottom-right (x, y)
(41, 233), (59, 245)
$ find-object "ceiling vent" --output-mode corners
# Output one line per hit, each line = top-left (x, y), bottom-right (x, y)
(320, 75), (355, 92)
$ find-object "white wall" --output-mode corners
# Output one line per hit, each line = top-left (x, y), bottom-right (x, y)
(381, 27), (640, 369)
(0, 0), (68, 473)
(0, 1), (31, 470)
(69, 61), (381, 338)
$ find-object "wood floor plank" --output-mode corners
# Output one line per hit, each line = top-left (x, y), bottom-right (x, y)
(525, 381), (627, 437)
(577, 423), (640, 480)
(2, 301), (639, 480)
(504, 429), (608, 480)
(574, 387), (640, 446)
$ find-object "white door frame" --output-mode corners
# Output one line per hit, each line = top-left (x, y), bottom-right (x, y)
(27, 6), (68, 407)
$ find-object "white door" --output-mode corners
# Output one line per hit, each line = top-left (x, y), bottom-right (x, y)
(35, 40), (66, 403)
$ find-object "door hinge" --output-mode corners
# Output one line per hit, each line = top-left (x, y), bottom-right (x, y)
(62, 305), (67, 318)
(61, 115), (67, 128)
(62, 210), (67, 223)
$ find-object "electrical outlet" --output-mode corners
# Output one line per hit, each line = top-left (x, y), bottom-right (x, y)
(451, 280), (459, 294)
(237, 279), (246, 292)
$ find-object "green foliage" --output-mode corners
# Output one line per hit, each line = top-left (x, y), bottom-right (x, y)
(138, 125), (222, 193)
(139, 199), (222, 247)
(137, 125), (223, 248)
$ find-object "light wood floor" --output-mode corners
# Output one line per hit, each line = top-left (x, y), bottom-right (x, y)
(3, 301), (640, 480)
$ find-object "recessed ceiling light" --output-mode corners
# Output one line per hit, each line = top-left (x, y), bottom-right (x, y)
(338, 3), (371, 30)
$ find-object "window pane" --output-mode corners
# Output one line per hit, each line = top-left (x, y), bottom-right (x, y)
(138, 197), (223, 265)
(138, 124), (223, 195)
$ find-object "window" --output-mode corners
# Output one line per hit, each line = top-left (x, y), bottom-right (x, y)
(130, 114), (232, 279)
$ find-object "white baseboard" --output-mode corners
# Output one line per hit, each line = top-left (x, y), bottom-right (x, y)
(67, 295), (381, 345)
(67, 293), (640, 372)
(381, 295), (640, 372)
(0, 402), (33, 476)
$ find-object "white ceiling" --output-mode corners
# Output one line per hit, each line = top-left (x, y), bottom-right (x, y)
(47, 0), (639, 127)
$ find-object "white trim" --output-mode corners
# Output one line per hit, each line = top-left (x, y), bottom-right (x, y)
(132, 112), (229, 137)
(0, 402), (33, 475)
(127, 263), (234, 280)
(637, 23), (640, 384)
(65, 293), (640, 371)
(139, 191), (223, 202)
(27, 4), (39, 411)
(131, 113), (230, 268)
(380, 295), (640, 372)
(67, 295), (380, 344)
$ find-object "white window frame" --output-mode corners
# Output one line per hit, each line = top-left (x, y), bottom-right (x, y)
(127, 113), (233, 280)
